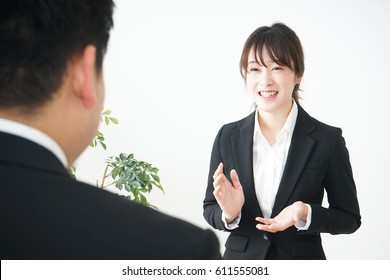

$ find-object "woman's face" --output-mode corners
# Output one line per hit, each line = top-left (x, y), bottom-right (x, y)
(246, 47), (301, 115)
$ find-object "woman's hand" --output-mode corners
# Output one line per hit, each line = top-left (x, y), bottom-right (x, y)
(255, 201), (308, 233)
(213, 163), (245, 224)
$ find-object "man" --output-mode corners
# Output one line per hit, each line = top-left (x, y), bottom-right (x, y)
(0, 0), (221, 260)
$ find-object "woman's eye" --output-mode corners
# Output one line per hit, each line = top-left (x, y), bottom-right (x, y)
(272, 66), (283, 71)
(248, 67), (260, 72)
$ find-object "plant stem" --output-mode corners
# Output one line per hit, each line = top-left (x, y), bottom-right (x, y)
(101, 163), (110, 188)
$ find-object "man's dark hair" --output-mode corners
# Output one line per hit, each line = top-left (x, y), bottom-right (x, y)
(0, 0), (115, 112)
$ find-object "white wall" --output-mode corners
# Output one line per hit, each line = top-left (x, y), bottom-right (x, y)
(75, 0), (390, 259)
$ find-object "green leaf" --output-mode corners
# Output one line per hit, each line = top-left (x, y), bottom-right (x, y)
(139, 171), (148, 182)
(148, 204), (158, 210)
(118, 173), (128, 183)
(105, 116), (109, 125)
(152, 181), (165, 193)
(115, 182), (123, 191)
(151, 173), (160, 183)
(103, 109), (112, 115)
(109, 117), (119, 124)
(132, 181), (141, 188)
(111, 167), (120, 178)
(128, 173), (136, 182)
(140, 187), (149, 193)
(139, 193), (148, 205)
(102, 152), (165, 208)
(99, 141), (107, 150)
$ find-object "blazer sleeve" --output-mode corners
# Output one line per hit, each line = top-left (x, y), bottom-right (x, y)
(203, 126), (228, 231)
(309, 128), (361, 234)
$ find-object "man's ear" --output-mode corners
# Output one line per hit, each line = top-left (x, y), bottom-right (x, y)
(71, 45), (98, 108)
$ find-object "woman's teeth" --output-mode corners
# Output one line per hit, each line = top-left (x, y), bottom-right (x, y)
(259, 91), (278, 97)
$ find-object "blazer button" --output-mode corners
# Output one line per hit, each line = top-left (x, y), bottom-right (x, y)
(263, 234), (268, 241)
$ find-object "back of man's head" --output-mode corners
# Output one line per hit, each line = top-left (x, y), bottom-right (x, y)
(0, 0), (115, 114)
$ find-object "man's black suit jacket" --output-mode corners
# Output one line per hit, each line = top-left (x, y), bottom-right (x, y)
(0, 132), (221, 260)
(203, 105), (361, 259)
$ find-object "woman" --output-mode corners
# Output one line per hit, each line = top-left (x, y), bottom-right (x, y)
(203, 22), (361, 259)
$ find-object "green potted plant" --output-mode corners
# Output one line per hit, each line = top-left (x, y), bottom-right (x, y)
(98, 153), (164, 208)
(72, 109), (164, 208)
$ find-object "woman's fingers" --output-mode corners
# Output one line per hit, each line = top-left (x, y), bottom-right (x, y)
(212, 162), (223, 180)
(256, 217), (274, 224)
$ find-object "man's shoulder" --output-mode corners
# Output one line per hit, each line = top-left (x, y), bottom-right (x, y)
(72, 181), (222, 259)
(71, 179), (210, 231)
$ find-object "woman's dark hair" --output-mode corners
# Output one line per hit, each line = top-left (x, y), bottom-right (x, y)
(0, 0), (115, 112)
(239, 22), (304, 103)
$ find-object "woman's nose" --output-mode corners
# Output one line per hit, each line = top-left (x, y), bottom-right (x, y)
(259, 70), (273, 86)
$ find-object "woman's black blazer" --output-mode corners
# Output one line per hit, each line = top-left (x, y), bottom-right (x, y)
(203, 105), (361, 259)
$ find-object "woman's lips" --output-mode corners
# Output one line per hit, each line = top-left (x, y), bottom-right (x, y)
(259, 91), (278, 97)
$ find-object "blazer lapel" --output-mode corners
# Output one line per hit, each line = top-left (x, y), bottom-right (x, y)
(231, 112), (264, 219)
(271, 105), (317, 217)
